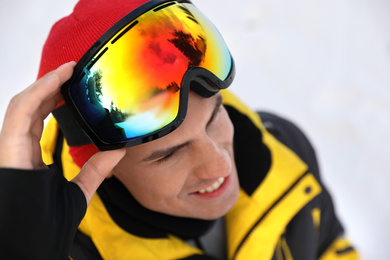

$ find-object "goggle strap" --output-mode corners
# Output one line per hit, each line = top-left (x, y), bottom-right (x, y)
(52, 105), (93, 146)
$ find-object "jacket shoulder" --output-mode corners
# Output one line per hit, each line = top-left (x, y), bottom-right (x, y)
(259, 111), (320, 180)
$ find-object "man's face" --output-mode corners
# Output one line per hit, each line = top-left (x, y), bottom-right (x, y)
(112, 92), (239, 220)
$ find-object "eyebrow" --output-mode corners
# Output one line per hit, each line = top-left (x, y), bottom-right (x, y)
(142, 94), (223, 162)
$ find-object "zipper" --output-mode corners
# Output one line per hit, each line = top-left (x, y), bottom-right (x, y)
(232, 170), (309, 259)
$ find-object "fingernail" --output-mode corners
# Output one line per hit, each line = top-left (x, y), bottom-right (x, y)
(57, 61), (75, 70)
(57, 63), (68, 70)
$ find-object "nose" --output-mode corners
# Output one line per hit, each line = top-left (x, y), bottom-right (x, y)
(191, 137), (231, 180)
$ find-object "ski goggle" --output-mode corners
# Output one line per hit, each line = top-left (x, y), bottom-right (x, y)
(61, 0), (235, 151)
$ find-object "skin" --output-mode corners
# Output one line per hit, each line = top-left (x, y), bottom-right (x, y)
(0, 62), (239, 220)
(0, 62), (126, 206)
(113, 92), (240, 220)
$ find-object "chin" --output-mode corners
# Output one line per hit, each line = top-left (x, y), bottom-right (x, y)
(194, 205), (235, 220)
(193, 194), (240, 220)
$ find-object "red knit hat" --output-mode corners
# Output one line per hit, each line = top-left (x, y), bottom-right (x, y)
(39, 0), (148, 167)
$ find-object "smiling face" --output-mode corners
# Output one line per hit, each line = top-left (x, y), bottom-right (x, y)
(112, 92), (239, 220)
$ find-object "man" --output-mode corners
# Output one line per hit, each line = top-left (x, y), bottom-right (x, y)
(0, 0), (358, 259)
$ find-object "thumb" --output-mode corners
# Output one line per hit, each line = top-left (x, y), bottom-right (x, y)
(71, 149), (126, 205)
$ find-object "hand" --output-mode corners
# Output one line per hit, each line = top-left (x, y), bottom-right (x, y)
(0, 62), (125, 205)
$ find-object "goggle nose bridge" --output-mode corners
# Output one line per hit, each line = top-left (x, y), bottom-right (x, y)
(183, 63), (235, 98)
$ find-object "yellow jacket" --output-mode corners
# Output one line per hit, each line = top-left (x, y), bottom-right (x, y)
(41, 90), (358, 259)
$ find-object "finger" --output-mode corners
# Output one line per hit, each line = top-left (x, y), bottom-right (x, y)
(1, 62), (75, 137)
(71, 149), (126, 206)
(21, 61), (76, 122)
(0, 62), (75, 169)
(34, 61), (77, 118)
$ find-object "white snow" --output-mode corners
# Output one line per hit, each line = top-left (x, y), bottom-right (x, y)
(1, 0), (389, 258)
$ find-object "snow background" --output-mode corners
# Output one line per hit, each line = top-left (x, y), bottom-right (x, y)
(0, 0), (389, 258)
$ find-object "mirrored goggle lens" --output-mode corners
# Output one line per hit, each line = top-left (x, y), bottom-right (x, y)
(69, 1), (232, 144)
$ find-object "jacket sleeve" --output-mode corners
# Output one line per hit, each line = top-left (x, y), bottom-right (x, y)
(318, 237), (358, 260)
(259, 111), (359, 260)
(315, 182), (358, 259)
(0, 165), (86, 260)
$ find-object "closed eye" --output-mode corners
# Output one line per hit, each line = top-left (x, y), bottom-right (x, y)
(156, 150), (176, 163)
(145, 142), (189, 163)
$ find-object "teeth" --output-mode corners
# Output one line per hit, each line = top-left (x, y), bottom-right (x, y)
(198, 177), (225, 194)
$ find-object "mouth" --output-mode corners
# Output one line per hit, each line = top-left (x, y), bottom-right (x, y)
(197, 177), (226, 194)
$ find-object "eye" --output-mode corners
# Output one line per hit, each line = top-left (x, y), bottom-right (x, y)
(154, 144), (188, 164)
(156, 151), (176, 164)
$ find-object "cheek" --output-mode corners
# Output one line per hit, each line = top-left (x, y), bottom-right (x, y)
(115, 162), (189, 209)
